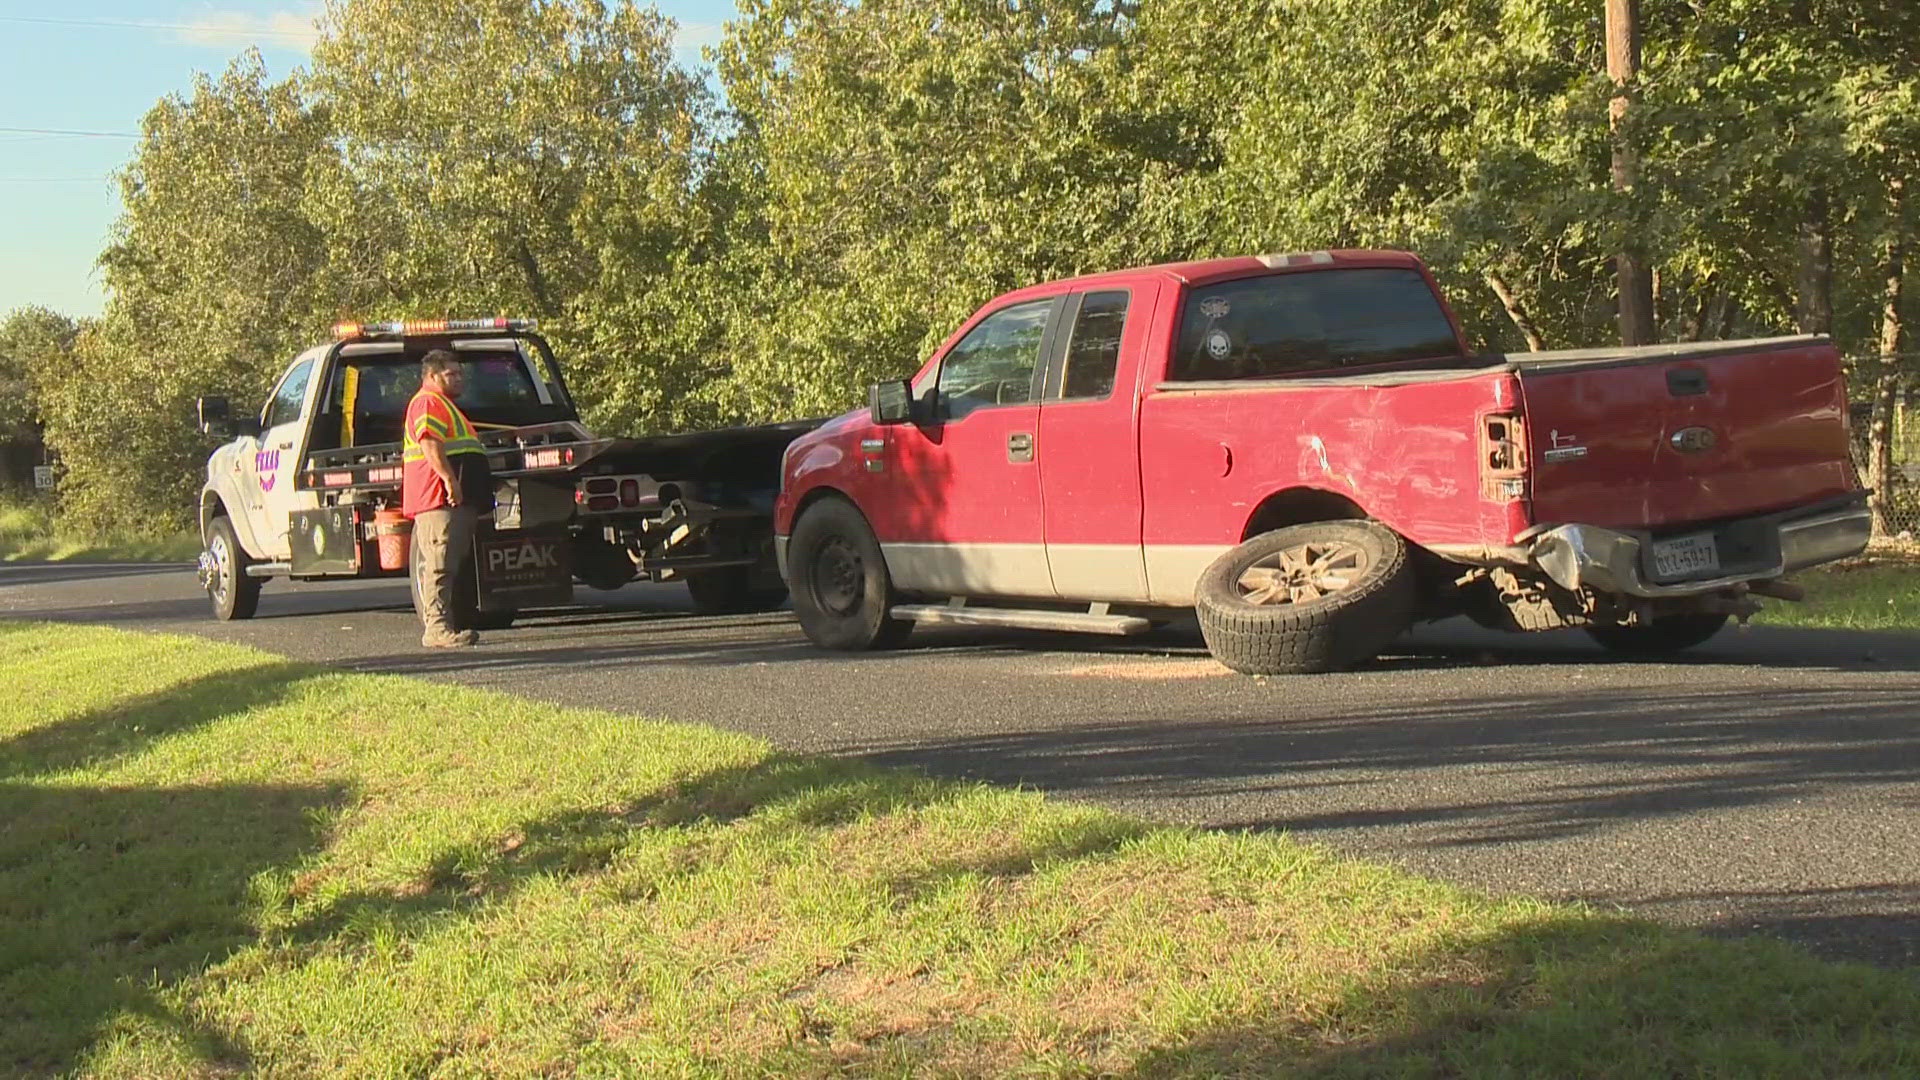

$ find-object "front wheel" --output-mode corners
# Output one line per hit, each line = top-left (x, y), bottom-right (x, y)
(788, 498), (912, 651)
(202, 516), (261, 621)
(1586, 613), (1728, 656)
(1194, 520), (1416, 675)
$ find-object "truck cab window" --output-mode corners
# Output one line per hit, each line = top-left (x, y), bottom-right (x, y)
(1060, 291), (1129, 400)
(934, 299), (1051, 420)
(264, 358), (315, 429)
(1172, 268), (1463, 381)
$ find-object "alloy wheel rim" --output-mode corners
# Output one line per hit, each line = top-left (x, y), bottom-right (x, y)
(1236, 541), (1369, 606)
(209, 532), (232, 604)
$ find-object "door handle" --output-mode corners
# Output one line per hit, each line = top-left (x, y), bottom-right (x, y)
(1007, 431), (1035, 463)
(273, 441), (293, 451)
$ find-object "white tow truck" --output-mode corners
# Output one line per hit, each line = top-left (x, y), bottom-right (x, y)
(194, 318), (817, 624)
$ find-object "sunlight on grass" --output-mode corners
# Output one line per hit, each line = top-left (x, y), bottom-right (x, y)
(1758, 558), (1920, 635)
(0, 498), (200, 563)
(3, 622), (1918, 1077)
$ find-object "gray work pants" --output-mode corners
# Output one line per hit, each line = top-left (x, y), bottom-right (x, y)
(410, 506), (477, 636)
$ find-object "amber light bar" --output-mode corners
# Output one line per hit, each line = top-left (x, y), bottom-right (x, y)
(333, 317), (538, 339)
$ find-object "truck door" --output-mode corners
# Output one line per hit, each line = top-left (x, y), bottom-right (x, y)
(875, 297), (1057, 597)
(1036, 287), (1154, 602)
(248, 356), (317, 560)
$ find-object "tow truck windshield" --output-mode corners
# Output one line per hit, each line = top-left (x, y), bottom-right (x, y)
(321, 342), (575, 447)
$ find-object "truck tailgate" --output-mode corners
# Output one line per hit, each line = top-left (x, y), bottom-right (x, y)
(1512, 337), (1854, 531)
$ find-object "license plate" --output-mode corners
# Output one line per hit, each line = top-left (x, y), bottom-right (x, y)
(1650, 533), (1720, 580)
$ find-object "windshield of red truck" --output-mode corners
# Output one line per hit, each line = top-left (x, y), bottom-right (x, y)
(1171, 268), (1464, 381)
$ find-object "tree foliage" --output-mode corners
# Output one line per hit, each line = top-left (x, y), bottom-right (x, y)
(0, 307), (78, 436)
(16, 0), (1919, 532)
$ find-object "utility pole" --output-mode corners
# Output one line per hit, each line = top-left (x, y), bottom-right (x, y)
(1607, 0), (1655, 345)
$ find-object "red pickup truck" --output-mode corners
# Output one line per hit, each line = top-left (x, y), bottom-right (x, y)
(773, 250), (1871, 674)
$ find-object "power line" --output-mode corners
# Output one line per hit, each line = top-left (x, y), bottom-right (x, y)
(0, 176), (113, 183)
(0, 14), (317, 42)
(0, 127), (138, 139)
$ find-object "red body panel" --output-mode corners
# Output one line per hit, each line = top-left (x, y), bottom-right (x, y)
(1136, 372), (1521, 551)
(879, 403), (1046, 544)
(1517, 343), (1854, 531)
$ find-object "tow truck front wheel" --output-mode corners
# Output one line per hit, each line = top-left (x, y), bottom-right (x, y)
(201, 516), (261, 621)
(1194, 520), (1416, 675)
(789, 499), (912, 651)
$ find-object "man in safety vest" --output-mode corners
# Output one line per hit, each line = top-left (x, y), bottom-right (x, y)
(404, 349), (489, 647)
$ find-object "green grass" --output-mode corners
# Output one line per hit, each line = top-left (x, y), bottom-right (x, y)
(1756, 557), (1920, 634)
(0, 497), (200, 562)
(4, 623), (1919, 1078)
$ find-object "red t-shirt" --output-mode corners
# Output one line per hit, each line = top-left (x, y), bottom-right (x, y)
(402, 390), (468, 518)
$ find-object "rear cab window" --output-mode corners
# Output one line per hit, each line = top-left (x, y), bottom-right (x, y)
(321, 341), (572, 448)
(1171, 268), (1464, 382)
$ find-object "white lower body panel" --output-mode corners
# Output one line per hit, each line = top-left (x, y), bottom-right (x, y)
(872, 541), (1231, 607)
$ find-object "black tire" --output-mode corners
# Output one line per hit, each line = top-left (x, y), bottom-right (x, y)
(788, 498), (912, 651)
(1586, 613), (1728, 656)
(204, 515), (262, 621)
(1194, 520), (1416, 675)
(685, 566), (789, 615)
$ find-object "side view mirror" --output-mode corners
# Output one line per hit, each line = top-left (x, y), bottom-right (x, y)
(197, 396), (261, 439)
(196, 395), (230, 434)
(868, 379), (913, 425)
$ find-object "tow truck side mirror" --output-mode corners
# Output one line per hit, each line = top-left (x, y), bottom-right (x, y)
(197, 396), (260, 439)
(868, 380), (913, 426)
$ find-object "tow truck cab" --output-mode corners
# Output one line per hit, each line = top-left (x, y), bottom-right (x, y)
(195, 318), (811, 622)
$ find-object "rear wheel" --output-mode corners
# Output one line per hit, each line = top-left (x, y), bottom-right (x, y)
(1586, 613), (1728, 656)
(788, 498), (912, 651)
(1194, 520), (1416, 675)
(203, 516), (262, 621)
(685, 566), (788, 615)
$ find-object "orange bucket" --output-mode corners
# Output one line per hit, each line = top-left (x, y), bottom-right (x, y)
(373, 508), (411, 571)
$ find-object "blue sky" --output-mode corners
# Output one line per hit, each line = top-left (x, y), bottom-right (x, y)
(0, 0), (735, 319)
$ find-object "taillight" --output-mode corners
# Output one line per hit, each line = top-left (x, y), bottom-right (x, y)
(577, 475), (649, 514)
(1481, 412), (1527, 502)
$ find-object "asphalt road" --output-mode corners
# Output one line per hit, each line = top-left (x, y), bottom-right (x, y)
(8, 561), (1920, 967)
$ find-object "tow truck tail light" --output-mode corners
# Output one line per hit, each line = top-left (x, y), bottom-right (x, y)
(578, 475), (637, 515)
(1481, 411), (1527, 502)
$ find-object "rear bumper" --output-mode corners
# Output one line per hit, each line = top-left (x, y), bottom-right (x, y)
(1528, 492), (1870, 598)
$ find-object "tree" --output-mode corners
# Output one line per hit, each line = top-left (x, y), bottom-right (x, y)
(0, 307), (79, 489)
(308, 0), (719, 433)
(710, 0), (1189, 417)
(0, 306), (76, 435)
(50, 52), (335, 531)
